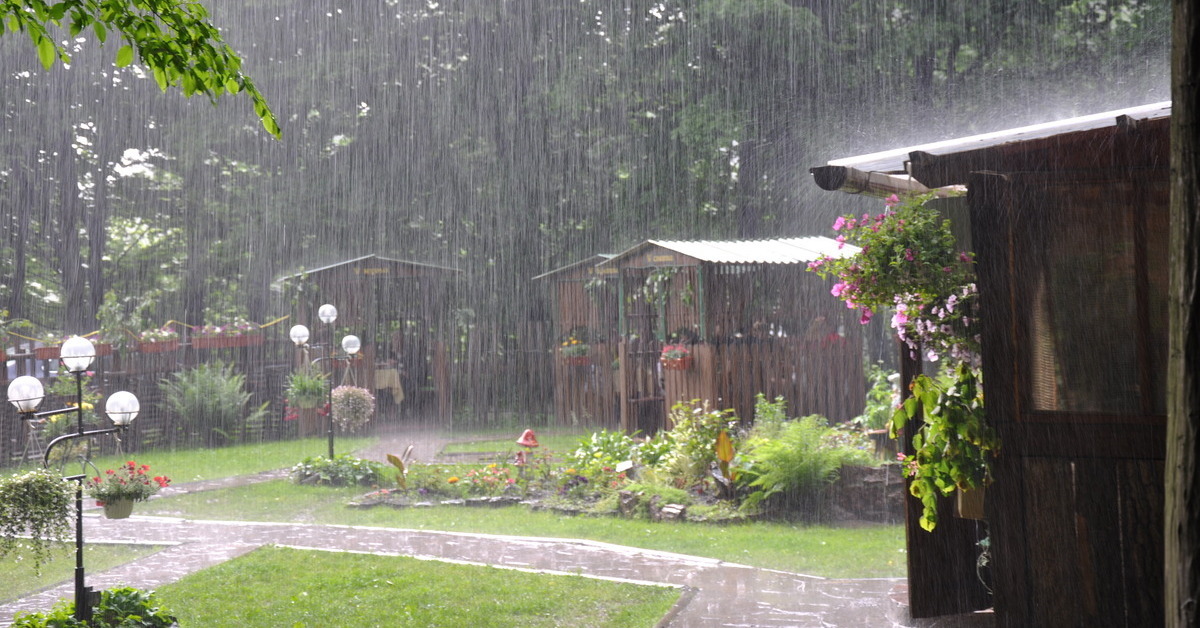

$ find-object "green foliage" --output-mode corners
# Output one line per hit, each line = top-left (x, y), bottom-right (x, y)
(0, 0), (279, 136)
(284, 369), (327, 409)
(0, 469), (72, 573)
(891, 364), (999, 531)
(11, 586), (177, 627)
(661, 400), (738, 481)
(570, 429), (638, 472)
(738, 415), (843, 513)
(159, 362), (268, 447)
(290, 454), (383, 487)
(854, 362), (899, 431)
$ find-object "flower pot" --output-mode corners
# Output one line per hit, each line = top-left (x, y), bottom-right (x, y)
(562, 356), (591, 367)
(92, 342), (113, 357)
(956, 486), (986, 520)
(661, 356), (693, 371)
(34, 346), (60, 360)
(193, 334), (263, 349)
(138, 339), (180, 353)
(102, 499), (135, 519)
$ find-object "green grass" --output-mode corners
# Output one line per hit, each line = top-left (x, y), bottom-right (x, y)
(1, 542), (163, 603)
(37, 437), (378, 484)
(155, 545), (679, 628)
(139, 480), (906, 578)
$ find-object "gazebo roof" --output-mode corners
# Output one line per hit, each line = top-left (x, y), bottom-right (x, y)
(599, 236), (857, 269)
(275, 254), (460, 286)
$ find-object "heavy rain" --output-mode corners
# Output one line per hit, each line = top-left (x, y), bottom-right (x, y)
(0, 1), (1191, 626)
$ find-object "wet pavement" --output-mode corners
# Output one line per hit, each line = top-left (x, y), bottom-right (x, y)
(1, 425), (994, 627)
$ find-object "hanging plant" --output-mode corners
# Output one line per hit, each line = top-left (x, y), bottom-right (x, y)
(0, 469), (73, 572)
(330, 385), (375, 432)
(286, 370), (328, 409)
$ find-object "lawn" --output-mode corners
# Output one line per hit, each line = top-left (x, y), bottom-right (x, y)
(1, 542), (163, 603)
(154, 546), (679, 627)
(30, 436), (379, 483)
(138, 480), (907, 579)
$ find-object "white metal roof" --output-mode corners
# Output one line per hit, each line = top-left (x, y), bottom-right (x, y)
(603, 236), (858, 267)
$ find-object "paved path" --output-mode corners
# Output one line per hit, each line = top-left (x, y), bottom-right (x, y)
(1, 424), (994, 627)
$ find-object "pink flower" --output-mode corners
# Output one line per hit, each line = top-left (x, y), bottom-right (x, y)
(859, 309), (873, 324)
(884, 194), (900, 207)
(904, 248), (914, 261)
(891, 310), (909, 329)
(832, 216), (846, 231)
(959, 251), (971, 263)
(831, 282), (847, 297)
(836, 234), (846, 248)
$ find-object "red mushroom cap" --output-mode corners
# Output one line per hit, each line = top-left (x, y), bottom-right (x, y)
(516, 429), (540, 448)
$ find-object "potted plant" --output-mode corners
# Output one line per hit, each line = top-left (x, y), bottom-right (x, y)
(138, 324), (180, 353)
(330, 385), (375, 432)
(0, 468), (73, 571)
(286, 370), (328, 437)
(191, 316), (263, 349)
(660, 344), (693, 370)
(85, 461), (171, 519)
(891, 363), (999, 530)
(34, 331), (64, 360)
(559, 330), (590, 366)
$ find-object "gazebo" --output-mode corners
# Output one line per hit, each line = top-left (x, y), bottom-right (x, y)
(811, 102), (1170, 625)
(563, 237), (866, 434)
(275, 254), (460, 424)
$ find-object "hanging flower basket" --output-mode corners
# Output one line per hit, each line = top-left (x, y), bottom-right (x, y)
(562, 355), (591, 367)
(193, 333), (264, 349)
(102, 499), (135, 520)
(92, 342), (114, 357)
(34, 346), (60, 360)
(138, 339), (180, 354)
(661, 356), (693, 371)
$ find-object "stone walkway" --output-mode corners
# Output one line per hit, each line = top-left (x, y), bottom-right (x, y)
(1, 424), (994, 627)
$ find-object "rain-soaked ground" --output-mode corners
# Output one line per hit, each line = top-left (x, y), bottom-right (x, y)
(1, 424), (995, 627)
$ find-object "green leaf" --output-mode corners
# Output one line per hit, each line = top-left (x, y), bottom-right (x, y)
(115, 44), (134, 68)
(37, 36), (56, 70)
(93, 21), (107, 43)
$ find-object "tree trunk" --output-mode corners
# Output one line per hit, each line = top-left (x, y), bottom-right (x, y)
(1166, 1), (1200, 625)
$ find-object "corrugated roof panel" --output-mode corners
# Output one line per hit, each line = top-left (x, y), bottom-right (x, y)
(648, 237), (858, 265)
(824, 101), (1171, 176)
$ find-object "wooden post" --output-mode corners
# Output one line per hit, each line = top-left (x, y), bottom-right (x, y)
(1166, 2), (1200, 624)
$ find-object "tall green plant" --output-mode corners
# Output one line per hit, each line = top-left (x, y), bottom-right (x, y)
(738, 415), (846, 514)
(160, 362), (268, 447)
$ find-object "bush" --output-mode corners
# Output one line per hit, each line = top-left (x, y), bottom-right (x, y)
(659, 400), (737, 482)
(738, 412), (870, 517)
(160, 362), (269, 447)
(290, 454), (383, 487)
(11, 586), (177, 627)
(570, 429), (638, 472)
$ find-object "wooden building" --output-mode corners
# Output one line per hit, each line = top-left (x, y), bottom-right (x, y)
(276, 254), (460, 424)
(811, 102), (1171, 626)
(542, 238), (866, 434)
(533, 255), (622, 428)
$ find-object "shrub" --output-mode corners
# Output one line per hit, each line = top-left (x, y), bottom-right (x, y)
(659, 400), (738, 482)
(11, 586), (177, 627)
(854, 362), (898, 431)
(738, 413), (867, 516)
(570, 429), (638, 472)
(290, 454), (383, 487)
(160, 362), (269, 447)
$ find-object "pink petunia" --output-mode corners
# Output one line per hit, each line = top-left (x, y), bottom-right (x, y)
(832, 216), (846, 231)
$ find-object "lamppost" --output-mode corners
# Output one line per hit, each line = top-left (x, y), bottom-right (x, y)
(6, 335), (140, 623)
(289, 305), (361, 458)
